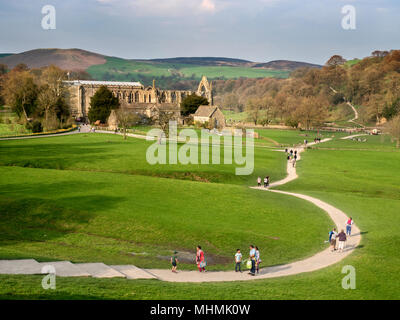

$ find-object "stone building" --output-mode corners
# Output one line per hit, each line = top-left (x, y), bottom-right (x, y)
(193, 105), (226, 129)
(65, 76), (214, 123)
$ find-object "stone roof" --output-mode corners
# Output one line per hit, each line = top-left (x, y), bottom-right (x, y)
(64, 80), (143, 88)
(194, 105), (217, 117)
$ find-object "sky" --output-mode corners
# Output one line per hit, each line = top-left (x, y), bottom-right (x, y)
(0, 0), (399, 64)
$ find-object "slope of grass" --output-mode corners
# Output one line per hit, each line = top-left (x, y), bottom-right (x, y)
(0, 133), (287, 185)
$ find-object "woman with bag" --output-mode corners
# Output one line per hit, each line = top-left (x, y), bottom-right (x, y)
(196, 246), (206, 272)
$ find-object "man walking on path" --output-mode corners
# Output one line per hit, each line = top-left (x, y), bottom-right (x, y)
(337, 230), (347, 252)
(330, 228), (338, 252)
(257, 177), (261, 187)
(235, 249), (242, 272)
(249, 245), (256, 276)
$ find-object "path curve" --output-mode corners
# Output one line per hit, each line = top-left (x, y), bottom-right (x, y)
(143, 139), (361, 282)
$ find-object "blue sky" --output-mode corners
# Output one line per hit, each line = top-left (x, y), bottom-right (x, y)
(0, 0), (399, 64)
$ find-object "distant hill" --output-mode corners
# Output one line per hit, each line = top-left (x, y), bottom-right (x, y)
(0, 48), (323, 87)
(252, 60), (322, 70)
(0, 48), (106, 70)
(149, 57), (253, 67)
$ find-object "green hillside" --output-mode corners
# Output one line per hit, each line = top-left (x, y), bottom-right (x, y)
(87, 57), (289, 87)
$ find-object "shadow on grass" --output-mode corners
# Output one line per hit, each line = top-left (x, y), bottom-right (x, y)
(0, 186), (125, 256)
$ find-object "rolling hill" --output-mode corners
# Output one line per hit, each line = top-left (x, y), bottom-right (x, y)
(0, 48), (322, 87)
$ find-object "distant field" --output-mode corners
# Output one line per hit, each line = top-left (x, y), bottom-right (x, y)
(87, 57), (290, 85)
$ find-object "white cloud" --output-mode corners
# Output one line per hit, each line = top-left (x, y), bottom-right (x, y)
(96, 0), (220, 17)
(200, 0), (216, 12)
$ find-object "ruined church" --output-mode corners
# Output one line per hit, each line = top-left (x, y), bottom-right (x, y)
(65, 76), (213, 122)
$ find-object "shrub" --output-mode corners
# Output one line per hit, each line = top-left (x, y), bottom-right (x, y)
(27, 120), (43, 133)
(285, 118), (299, 128)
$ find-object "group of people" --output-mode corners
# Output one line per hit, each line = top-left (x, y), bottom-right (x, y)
(285, 148), (298, 167)
(171, 246), (207, 273)
(314, 137), (322, 143)
(170, 245), (262, 276)
(257, 176), (270, 188)
(329, 217), (354, 252)
(235, 245), (261, 276)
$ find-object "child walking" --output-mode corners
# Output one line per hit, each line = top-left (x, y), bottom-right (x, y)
(171, 251), (178, 273)
(235, 249), (242, 272)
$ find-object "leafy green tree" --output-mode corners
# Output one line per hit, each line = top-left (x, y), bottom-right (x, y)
(88, 86), (119, 123)
(180, 93), (209, 116)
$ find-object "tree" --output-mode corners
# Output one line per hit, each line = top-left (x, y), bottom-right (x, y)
(325, 55), (346, 67)
(158, 110), (176, 137)
(37, 66), (69, 131)
(88, 86), (119, 123)
(245, 98), (262, 125)
(2, 70), (39, 120)
(0, 64), (8, 76)
(116, 102), (140, 140)
(385, 115), (400, 148)
(12, 63), (29, 72)
(294, 96), (328, 130)
(222, 93), (240, 112)
(180, 93), (209, 116)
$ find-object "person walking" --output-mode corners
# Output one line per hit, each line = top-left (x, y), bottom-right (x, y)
(263, 176), (268, 188)
(266, 176), (270, 187)
(248, 245), (256, 276)
(235, 249), (242, 273)
(257, 176), (261, 187)
(293, 154), (297, 167)
(330, 228), (338, 252)
(196, 246), (206, 272)
(346, 217), (354, 236)
(171, 251), (179, 273)
(337, 229), (347, 252)
(255, 246), (261, 274)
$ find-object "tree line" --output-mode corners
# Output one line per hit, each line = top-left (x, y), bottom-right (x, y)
(213, 50), (400, 131)
(0, 63), (89, 132)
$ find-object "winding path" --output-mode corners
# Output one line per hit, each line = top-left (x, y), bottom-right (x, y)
(0, 133), (361, 282)
(144, 139), (361, 282)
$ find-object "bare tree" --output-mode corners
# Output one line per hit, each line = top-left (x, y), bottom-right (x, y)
(386, 115), (400, 148)
(325, 55), (347, 67)
(158, 110), (177, 137)
(115, 102), (140, 140)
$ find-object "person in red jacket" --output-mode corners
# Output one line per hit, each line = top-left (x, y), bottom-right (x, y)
(196, 246), (206, 272)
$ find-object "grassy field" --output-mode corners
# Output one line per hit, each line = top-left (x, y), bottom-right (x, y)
(0, 132), (332, 271)
(86, 57), (289, 85)
(0, 133), (288, 185)
(0, 111), (31, 137)
(0, 130), (399, 299)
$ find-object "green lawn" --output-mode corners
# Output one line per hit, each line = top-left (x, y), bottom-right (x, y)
(0, 132), (331, 271)
(0, 133), (287, 185)
(0, 130), (399, 299)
